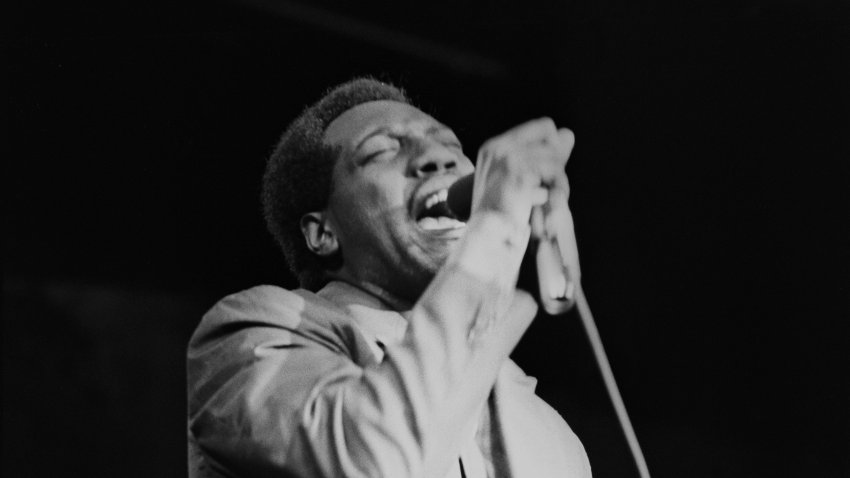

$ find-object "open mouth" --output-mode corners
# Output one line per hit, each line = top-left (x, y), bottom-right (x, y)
(414, 189), (466, 231)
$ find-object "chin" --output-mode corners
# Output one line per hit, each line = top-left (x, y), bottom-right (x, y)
(412, 223), (466, 259)
(417, 243), (458, 276)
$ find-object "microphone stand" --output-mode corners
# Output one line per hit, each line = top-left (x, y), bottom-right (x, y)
(572, 284), (652, 478)
(532, 205), (651, 478)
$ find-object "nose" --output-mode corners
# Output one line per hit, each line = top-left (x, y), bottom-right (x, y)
(413, 155), (456, 177)
(409, 140), (463, 178)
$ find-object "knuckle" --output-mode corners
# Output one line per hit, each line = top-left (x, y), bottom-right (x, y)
(558, 128), (575, 146)
(539, 118), (558, 139)
(535, 117), (556, 129)
(525, 118), (556, 138)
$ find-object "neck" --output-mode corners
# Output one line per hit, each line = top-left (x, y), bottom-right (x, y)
(326, 269), (416, 312)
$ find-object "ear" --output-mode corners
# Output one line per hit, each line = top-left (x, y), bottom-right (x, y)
(300, 211), (339, 257)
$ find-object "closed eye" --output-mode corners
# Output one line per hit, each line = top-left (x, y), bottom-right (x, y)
(433, 130), (463, 151)
(358, 136), (400, 163)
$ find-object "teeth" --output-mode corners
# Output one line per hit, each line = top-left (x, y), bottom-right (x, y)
(424, 189), (449, 210)
(418, 216), (466, 231)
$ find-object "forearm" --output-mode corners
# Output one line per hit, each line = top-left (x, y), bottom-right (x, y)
(386, 210), (535, 476)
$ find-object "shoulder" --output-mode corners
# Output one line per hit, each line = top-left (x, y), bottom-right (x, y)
(186, 285), (365, 413)
(187, 284), (371, 367)
(202, 285), (316, 329)
(190, 285), (341, 346)
(188, 285), (340, 367)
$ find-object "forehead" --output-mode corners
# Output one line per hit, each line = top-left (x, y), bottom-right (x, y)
(323, 100), (442, 148)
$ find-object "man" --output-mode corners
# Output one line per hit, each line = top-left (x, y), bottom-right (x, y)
(187, 78), (591, 478)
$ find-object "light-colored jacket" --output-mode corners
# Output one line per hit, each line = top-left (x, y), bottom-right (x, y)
(187, 267), (591, 478)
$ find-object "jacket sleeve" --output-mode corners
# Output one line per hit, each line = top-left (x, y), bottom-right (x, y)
(187, 213), (538, 478)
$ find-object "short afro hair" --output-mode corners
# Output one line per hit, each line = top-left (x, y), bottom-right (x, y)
(262, 78), (410, 290)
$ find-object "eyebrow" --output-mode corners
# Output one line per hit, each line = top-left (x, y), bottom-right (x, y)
(353, 122), (456, 151)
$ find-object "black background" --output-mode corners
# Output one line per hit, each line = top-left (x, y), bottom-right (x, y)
(5, 0), (849, 476)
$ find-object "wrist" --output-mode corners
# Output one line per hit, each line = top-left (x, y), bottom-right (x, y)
(449, 211), (530, 286)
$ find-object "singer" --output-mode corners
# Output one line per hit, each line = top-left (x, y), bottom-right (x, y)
(186, 78), (590, 478)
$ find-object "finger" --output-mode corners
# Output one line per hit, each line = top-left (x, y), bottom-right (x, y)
(541, 181), (579, 277)
(501, 117), (558, 146)
(555, 210), (580, 281)
(530, 187), (549, 206)
(506, 142), (563, 185)
(530, 205), (545, 240)
(550, 169), (570, 202)
(550, 205), (580, 280)
(557, 128), (576, 167)
(544, 184), (570, 238)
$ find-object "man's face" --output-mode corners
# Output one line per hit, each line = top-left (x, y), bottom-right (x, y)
(322, 100), (474, 301)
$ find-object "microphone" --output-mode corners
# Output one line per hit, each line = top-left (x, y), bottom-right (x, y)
(447, 174), (576, 314)
(446, 174), (475, 221)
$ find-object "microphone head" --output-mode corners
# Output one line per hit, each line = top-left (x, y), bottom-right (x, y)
(446, 174), (475, 221)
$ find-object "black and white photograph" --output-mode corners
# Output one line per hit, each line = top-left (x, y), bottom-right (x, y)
(5, 0), (849, 476)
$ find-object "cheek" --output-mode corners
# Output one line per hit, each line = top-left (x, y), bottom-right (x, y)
(354, 173), (410, 215)
(330, 178), (409, 241)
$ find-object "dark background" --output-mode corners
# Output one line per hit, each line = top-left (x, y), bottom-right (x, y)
(5, 0), (849, 476)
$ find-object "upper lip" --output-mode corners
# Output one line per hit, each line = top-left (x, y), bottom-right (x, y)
(409, 175), (464, 221)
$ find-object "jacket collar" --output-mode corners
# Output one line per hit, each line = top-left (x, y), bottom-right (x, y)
(317, 280), (409, 361)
